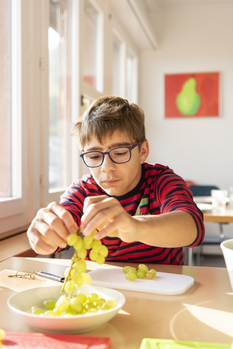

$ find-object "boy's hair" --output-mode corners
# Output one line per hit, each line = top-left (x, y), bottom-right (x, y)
(73, 95), (146, 148)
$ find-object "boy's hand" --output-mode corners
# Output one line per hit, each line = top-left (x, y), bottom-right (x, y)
(81, 195), (137, 242)
(27, 202), (78, 255)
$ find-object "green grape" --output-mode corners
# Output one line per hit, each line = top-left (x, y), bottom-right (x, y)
(106, 299), (117, 309)
(137, 270), (146, 279)
(89, 250), (98, 261)
(91, 239), (102, 252)
(55, 295), (70, 312)
(88, 293), (99, 302)
(73, 236), (83, 250)
(87, 307), (97, 313)
(146, 271), (154, 279)
(67, 233), (78, 246)
(84, 301), (94, 311)
(64, 279), (75, 294)
(83, 235), (94, 249)
(43, 299), (56, 310)
(94, 298), (105, 309)
(150, 269), (157, 277)
(53, 307), (62, 316)
(63, 306), (77, 316)
(122, 266), (132, 274)
(30, 306), (44, 315)
(99, 245), (108, 257)
(138, 264), (149, 273)
(73, 272), (83, 288)
(43, 310), (57, 317)
(62, 304), (77, 316)
(96, 254), (105, 265)
(82, 272), (92, 284)
(74, 259), (87, 273)
(127, 267), (137, 273)
(64, 267), (75, 278)
(125, 272), (137, 281)
(75, 293), (87, 304)
(77, 247), (87, 259)
(70, 297), (83, 313)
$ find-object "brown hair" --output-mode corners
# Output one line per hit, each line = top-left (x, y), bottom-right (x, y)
(73, 95), (146, 148)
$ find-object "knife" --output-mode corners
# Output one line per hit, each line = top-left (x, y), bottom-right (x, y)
(36, 271), (65, 283)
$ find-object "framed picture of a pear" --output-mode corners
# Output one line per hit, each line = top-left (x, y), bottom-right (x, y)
(164, 72), (220, 118)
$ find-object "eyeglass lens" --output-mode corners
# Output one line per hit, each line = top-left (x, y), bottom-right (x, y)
(84, 147), (131, 167)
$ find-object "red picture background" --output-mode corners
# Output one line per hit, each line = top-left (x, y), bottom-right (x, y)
(165, 72), (220, 118)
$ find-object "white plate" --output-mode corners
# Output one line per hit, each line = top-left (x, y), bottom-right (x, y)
(196, 203), (213, 212)
(7, 285), (125, 334)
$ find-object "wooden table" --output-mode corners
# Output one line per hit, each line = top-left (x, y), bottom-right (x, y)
(1, 257), (233, 348)
(204, 206), (233, 223)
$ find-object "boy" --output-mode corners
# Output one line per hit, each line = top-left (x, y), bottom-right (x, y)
(27, 95), (204, 265)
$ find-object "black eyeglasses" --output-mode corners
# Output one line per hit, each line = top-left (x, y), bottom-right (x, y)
(80, 142), (139, 168)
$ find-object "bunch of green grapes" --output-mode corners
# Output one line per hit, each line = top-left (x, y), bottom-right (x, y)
(30, 229), (115, 317)
(30, 292), (117, 317)
(61, 229), (109, 293)
(122, 264), (156, 281)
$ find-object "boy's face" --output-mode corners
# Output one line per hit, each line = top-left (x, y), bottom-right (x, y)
(82, 131), (149, 196)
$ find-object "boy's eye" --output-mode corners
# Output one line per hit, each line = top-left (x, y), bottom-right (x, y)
(86, 153), (102, 160)
(112, 149), (128, 157)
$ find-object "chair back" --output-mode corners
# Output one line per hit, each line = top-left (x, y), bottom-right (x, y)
(189, 185), (219, 197)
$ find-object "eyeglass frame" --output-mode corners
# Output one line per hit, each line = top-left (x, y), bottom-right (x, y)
(79, 142), (140, 168)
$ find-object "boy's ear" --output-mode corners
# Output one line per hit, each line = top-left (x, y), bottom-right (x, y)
(140, 140), (149, 163)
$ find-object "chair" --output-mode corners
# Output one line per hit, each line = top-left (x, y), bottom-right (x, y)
(188, 184), (230, 265)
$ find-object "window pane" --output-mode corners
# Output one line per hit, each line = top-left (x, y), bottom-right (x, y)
(126, 50), (136, 102)
(112, 37), (122, 96)
(0, 1), (11, 199)
(49, 0), (72, 191)
(83, 0), (99, 90)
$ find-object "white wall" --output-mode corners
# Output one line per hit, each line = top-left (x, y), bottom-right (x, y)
(138, 4), (233, 251)
(139, 5), (233, 189)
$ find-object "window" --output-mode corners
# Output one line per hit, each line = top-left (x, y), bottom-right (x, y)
(83, 0), (103, 92)
(48, 0), (73, 192)
(112, 35), (124, 96)
(126, 49), (137, 102)
(0, 0), (11, 200)
(0, 0), (29, 237)
(111, 30), (138, 102)
(0, 0), (138, 239)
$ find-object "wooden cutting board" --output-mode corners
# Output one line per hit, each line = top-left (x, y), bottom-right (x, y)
(89, 267), (194, 295)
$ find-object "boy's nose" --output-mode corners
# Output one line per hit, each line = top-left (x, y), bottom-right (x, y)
(101, 153), (116, 170)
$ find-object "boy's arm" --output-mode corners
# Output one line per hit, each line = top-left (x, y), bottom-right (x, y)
(80, 195), (200, 248)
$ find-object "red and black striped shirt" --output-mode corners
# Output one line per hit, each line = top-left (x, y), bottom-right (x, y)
(60, 163), (205, 265)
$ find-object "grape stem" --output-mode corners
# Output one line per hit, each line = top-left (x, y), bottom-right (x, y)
(61, 229), (81, 294)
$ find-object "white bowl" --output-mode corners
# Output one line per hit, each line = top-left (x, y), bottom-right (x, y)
(7, 284), (125, 334)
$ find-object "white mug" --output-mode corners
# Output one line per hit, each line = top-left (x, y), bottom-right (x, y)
(220, 239), (233, 291)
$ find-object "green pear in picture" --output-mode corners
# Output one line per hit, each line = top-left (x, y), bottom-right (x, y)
(176, 77), (201, 115)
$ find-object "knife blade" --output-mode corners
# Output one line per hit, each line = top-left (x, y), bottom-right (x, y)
(36, 271), (65, 283)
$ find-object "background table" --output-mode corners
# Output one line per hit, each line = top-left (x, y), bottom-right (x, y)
(1, 257), (233, 348)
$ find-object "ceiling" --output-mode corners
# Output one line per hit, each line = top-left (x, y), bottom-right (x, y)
(109, 0), (233, 51)
(144, 0), (233, 11)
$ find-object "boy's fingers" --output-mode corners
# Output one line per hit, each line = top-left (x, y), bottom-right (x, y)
(46, 202), (78, 234)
